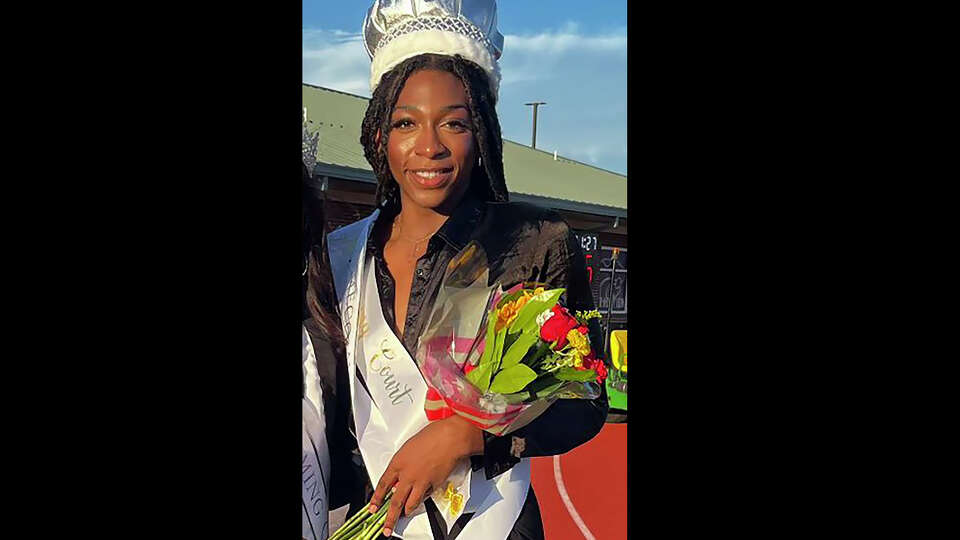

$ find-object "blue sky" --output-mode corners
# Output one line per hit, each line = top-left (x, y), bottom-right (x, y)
(303, 1), (627, 175)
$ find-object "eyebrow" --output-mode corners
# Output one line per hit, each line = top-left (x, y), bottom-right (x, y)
(394, 104), (470, 112)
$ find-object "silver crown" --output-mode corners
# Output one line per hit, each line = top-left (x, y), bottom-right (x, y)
(363, 0), (504, 61)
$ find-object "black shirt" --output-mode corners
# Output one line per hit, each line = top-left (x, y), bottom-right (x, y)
(309, 195), (609, 539)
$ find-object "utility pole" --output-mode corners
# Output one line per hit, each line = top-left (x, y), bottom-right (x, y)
(524, 101), (547, 149)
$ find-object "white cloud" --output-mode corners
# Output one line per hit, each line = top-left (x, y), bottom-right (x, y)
(499, 26), (626, 87)
(505, 29), (627, 56)
(302, 25), (627, 94)
(497, 26), (627, 174)
(302, 28), (371, 97)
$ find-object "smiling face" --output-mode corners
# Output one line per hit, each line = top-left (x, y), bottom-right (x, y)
(386, 69), (477, 214)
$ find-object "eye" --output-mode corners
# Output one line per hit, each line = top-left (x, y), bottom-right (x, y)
(443, 119), (472, 133)
(391, 118), (415, 130)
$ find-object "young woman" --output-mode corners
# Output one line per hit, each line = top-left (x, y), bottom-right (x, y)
(307, 2), (608, 538)
(302, 161), (361, 539)
(302, 161), (334, 540)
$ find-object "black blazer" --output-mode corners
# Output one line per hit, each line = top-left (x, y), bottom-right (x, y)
(307, 194), (609, 539)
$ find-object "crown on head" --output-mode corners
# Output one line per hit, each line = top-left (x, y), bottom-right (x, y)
(363, 0), (504, 100)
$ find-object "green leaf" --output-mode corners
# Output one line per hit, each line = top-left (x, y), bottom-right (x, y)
(500, 331), (540, 370)
(496, 289), (528, 309)
(554, 367), (598, 382)
(502, 331), (520, 356)
(509, 288), (566, 335)
(491, 327), (507, 375)
(465, 359), (495, 392)
(524, 373), (565, 399)
(488, 364), (538, 394)
(524, 340), (555, 366)
(502, 391), (530, 405)
(478, 305), (499, 369)
(529, 382), (564, 400)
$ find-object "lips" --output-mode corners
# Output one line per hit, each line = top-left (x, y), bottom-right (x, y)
(407, 167), (454, 188)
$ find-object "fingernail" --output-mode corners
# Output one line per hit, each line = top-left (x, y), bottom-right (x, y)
(382, 528), (392, 537)
(368, 505), (377, 513)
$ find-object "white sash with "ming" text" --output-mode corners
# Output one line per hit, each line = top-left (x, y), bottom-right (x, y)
(303, 325), (330, 540)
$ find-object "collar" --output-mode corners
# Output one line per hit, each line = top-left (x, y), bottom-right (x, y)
(366, 195), (487, 257)
(366, 204), (397, 259)
(434, 195), (486, 252)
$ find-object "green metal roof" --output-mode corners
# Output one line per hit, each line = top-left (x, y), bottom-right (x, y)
(303, 83), (627, 212)
(303, 85), (370, 171)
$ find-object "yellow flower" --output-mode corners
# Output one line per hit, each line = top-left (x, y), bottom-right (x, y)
(571, 350), (584, 368)
(575, 309), (602, 321)
(566, 328), (591, 357)
(449, 492), (464, 516)
(442, 482), (464, 516)
(496, 295), (532, 332)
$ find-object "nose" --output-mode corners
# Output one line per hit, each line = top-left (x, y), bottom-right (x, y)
(414, 125), (447, 158)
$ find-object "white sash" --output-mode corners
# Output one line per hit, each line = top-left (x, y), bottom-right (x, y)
(328, 211), (530, 540)
(302, 325), (331, 540)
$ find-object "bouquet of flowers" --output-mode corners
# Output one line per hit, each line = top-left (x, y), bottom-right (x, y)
(417, 241), (607, 437)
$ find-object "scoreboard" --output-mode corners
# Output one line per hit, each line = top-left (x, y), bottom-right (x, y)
(574, 232), (600, 284)
(574, 231), (627, 318)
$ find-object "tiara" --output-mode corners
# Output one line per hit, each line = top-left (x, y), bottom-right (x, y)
(363, 0), (504, 99)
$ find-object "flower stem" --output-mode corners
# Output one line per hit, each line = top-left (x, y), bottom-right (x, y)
(330, 503), (371, 539)
(333, 514), (368, 540)
(333, 491), (393, 540)
(331, 519), (360, 540)
(359, 505), (383, 537)
(362, 511), (389, 540)
(329, 517), (355, 540)
(357, 496), (391, 539)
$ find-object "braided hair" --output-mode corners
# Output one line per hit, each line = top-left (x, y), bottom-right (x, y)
(359, 53), (509, 210)
(307, 54), (507, 353)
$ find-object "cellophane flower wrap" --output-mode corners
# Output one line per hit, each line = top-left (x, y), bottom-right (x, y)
(417, 241), (605, 438)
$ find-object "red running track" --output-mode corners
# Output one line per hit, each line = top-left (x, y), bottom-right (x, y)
(530, 422), (627, 540)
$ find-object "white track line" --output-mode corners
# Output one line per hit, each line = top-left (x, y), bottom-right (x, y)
(553, 454), (596, 540)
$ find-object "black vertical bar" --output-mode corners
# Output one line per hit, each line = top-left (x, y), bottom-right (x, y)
(532, 104), (539, 148)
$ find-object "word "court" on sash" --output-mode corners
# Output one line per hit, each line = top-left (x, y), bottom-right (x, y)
(368, 337), (416, 406)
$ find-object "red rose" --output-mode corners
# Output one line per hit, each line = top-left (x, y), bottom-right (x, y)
(540, 305), (579, 348)
(580, 351), (607, 382)
(593, 358), (608, 383)
(579, 350), (596, 371)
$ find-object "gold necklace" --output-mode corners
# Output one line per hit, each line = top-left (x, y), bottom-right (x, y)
(392, 215), (436, 262)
